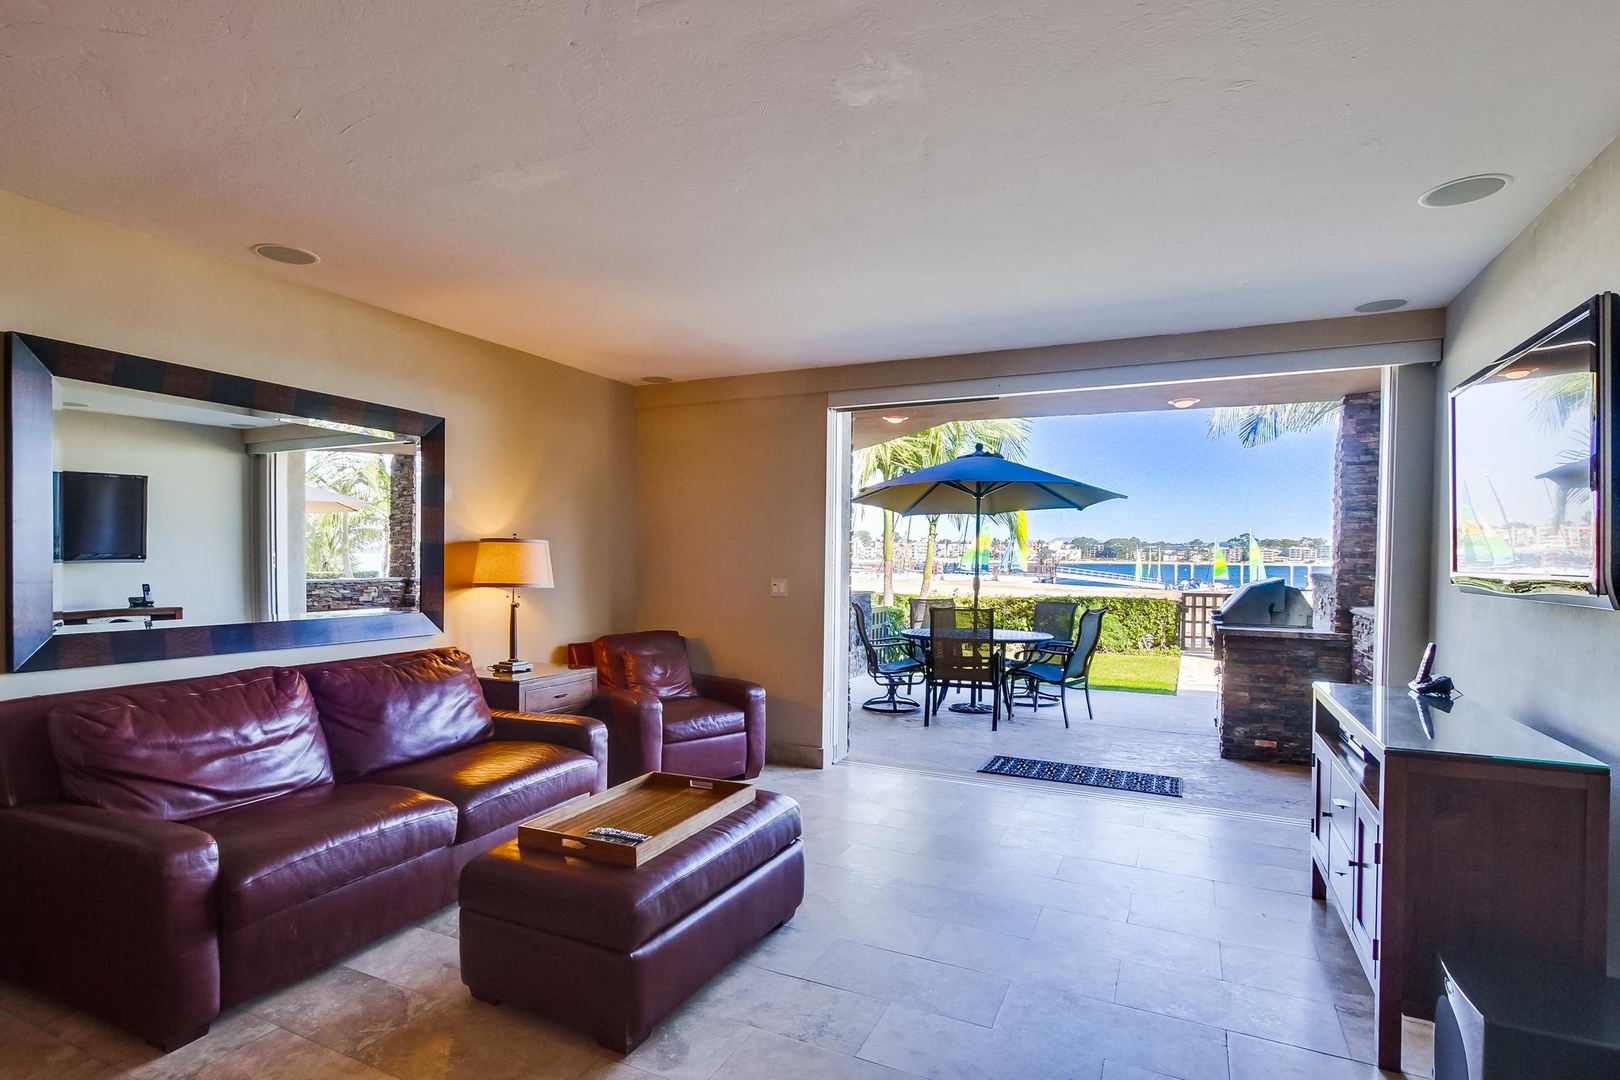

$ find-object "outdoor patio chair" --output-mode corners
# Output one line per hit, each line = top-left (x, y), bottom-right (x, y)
(909, 597), (955, 628)
(1003, 606), (1109, 726)
(852, 601), (925, 713)
(926, 606), (1000, 726)
(1030, 600), (1080, 661)
(1011, 600), (1082, 709)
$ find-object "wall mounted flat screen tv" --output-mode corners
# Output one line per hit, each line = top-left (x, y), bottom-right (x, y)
(55, 471), (147, 562)
(1450, 293), (1619, 607)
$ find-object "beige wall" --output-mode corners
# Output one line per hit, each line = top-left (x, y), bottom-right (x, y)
(54, 411), (252, 623)
(1434, 131), (1620, 969)
(636, 393), (833, 764)
(0, 188), (637, 698)
(636, 308), (1445, 766)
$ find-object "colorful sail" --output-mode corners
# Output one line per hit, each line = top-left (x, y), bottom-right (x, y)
(1212, 542), (1228, 583)
(1247, 534), (1266, 579)
(1456, 483), (1517, 568)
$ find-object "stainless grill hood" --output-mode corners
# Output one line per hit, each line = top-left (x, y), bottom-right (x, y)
(1210, 578), (1314, 629)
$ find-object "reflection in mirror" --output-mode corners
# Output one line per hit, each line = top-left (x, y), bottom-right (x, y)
(7, 331), (444, 673)
(51, 377), (422, 635)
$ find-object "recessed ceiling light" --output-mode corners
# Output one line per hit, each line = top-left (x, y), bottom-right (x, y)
(642, 375), (672, 384)
(881, 414), (909, 424)
(62, 401), (89, 408)
(1419, 174), (1511, 208)
(252, 243), (320, 265)
(1354, 298), (1409, 314)
(1502, 367), (1535, 380)
(1168, 397), (1200, 409)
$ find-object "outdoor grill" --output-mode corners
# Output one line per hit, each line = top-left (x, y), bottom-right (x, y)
(1210, 578), (1314, 629)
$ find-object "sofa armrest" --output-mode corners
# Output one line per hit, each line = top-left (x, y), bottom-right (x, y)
(589, 687), (664, 786)
(491, 710), (609, 793)
(692, 674), (767, 779)
(0, 802), (220, 1046)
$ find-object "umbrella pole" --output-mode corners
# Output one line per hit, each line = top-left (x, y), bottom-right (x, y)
(972, 497), (982, 612)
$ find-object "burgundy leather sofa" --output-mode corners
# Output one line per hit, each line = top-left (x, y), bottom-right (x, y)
(0, 647), (606, 1051)
(566, 631), (765, 786)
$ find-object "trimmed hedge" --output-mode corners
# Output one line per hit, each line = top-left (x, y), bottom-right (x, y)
(872, 604), (907, 635)
(889, 592), (1181, 653)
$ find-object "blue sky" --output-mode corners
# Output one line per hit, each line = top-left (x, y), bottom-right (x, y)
(876, 408), (1335, 545)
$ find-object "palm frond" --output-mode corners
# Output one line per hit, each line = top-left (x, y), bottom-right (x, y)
(1524, 371), (1593, 434)
(1206, 402), (1341, 447)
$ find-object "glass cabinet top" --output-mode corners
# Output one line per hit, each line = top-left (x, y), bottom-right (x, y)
(1313, 682), (1607, 770)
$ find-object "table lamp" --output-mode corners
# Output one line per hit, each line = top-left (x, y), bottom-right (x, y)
(473, 536), (553, 674)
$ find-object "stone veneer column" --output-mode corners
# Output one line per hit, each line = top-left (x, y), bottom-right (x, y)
(387, 454), (418, 607)
(1330, 392), (1380, 634)
(850, 591), (874, 675)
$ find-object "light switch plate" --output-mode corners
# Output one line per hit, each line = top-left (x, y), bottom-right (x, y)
(770, 578), (788, 597)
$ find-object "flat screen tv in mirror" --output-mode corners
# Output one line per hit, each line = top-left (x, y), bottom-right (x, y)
(1449, 293), (1619, 607)
(55, 471), (147, 562)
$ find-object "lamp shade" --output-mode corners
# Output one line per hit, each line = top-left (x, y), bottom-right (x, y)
(473, 537), (554, 588)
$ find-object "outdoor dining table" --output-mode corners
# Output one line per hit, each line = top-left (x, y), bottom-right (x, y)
(899, 626), (1054, 714)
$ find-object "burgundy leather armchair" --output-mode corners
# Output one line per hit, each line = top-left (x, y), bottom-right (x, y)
(0, 647), (606, 1051)
(567, 631), (766, 786)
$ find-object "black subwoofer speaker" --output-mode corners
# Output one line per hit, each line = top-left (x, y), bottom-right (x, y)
(1435, 952), (1620, 1080)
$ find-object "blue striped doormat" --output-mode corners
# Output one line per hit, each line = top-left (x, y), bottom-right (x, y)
(979, 756), (1183, 797)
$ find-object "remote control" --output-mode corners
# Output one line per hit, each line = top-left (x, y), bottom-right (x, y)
(587, 826), (650, 845)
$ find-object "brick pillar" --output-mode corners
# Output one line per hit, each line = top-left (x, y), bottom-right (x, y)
(386, 454), (418, 608)
(1330, 392), (1379, 634)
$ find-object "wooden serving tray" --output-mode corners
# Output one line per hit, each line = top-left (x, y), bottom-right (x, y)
(517, 772), (756, 867)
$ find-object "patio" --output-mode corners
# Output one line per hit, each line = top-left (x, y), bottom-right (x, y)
(845, 657), (1309, 819)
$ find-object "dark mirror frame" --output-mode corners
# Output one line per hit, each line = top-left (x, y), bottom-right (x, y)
(4, 333), (445, 673)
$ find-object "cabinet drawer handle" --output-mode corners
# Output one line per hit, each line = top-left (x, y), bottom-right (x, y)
(553, 692), (568, 699)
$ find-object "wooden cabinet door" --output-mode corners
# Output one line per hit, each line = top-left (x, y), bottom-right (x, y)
(1351, 796), (1382, 966)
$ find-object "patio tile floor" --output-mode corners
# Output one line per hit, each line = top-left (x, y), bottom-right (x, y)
(847, 670), (1308, 818)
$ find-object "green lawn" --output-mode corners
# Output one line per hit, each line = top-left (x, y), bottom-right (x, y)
(1087, 652), (1181, 695)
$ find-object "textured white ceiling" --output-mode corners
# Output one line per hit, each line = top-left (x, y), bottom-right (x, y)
(2, 1), (1618, 384)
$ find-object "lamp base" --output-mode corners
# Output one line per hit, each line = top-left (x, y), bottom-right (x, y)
(491, 659), (534, 675)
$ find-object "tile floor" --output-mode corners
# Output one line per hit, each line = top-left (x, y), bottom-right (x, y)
(847, 672), (1309, 817)
(0, 762), (1430, 1079)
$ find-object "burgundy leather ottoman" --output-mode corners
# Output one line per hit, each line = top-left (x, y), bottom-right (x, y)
(458, 788), (804, 1053)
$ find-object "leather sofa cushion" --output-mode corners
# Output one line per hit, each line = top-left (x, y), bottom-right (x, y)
(303, 648), (494, 781)
(192, 782), (458, 928)
(460, 790), (801, 952)
(366, 741), (599, 844)
(593, 631), (696, 698)
(661, 697), (746, 743)
(47, 668), (332, 822)
(622, 645), (697, 700)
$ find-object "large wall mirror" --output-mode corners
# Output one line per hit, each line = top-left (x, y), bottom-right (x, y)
(5, 333), (445, 672)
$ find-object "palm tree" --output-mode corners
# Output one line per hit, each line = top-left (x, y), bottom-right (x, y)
(306, 451), (391, 578)
(855, 418), (1032, 603)
(854, 438), (924, 605)
(1206, 402), (1340, 447)
(1525, 370), (1594, 433)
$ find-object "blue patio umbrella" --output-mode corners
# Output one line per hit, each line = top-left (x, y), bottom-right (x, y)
(853, 444), (1126, 609)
